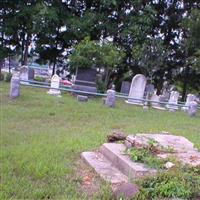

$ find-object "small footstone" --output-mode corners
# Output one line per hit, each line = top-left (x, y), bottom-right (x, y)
(77, 95), (88, 102)
(102, 97), (106, 104)
(113, 183), (139, 199)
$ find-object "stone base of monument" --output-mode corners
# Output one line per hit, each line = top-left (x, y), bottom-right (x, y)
(125, 100), (144, 106)
(71, 85), (97, 96)
(81, 133), (200, 195)
(47, 89), (61, 97)
(152, 105), (167, 110)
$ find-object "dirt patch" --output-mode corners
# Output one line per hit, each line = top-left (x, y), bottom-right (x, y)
(74, 159), (111, 199)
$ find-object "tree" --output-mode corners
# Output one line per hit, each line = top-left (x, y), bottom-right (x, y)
(69, 37), (124, 87)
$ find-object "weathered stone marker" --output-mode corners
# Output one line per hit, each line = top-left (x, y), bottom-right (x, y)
(10, 72), (20, 98)
(105, 89), (116, 107)
(77, 95), (88, 102)
(187, 100), (198, 117)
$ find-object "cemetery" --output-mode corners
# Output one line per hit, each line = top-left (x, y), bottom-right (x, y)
(1, 1), (200, 200)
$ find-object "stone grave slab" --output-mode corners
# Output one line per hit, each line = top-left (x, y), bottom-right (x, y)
(126, 134), (200, 166)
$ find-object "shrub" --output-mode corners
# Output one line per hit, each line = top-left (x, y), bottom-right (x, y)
(34, 76), (46, 82)
(96, 80), (106, 93)
(134, 167), (200, 200)
(0, 73), (4, 81)
(5, 73), (12, 82)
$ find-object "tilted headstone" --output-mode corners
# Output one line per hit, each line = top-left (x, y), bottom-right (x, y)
(166, 91), (179, 111)
(126, 74), (147, 105)
(10, 72), (20, 98)
(105, 89), (116, 107)
(120, 81), (131, 94)
(72, 68), (97, 95)
(182, 94), (196, 111)
(187, 100), (198, 117)
(47, 74), (61, 96)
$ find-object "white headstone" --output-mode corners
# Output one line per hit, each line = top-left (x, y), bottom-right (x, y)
(167, 91), (179, 111)
(182, 94), (196, 111)
(126, 74), (147, 105)
(47, 74), (61, 96)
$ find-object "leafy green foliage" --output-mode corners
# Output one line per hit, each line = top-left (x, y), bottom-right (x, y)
(5, 73), (12, 82)
(134, 166), (200, 200)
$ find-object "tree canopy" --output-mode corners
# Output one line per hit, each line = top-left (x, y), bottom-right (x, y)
(0, 0), (200, 97)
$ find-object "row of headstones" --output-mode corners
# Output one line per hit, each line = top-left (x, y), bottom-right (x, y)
(123, 74), (198, 116)
(10, 72), (198, 116)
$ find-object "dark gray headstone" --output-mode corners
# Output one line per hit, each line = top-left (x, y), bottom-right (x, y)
(28, 68), (35, 80)
(120, 81), (131, 94)
(73, 68), (97, 95)
(75, 68), (97, 86)
(10, 73), (20, 98)
(105, 89), (116, 107)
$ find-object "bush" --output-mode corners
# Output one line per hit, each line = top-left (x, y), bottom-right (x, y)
(34, 76), (46, 82)
(0, 73), (4, 81)
(96, 80), (106, 93)
(5, 73), (12, 82)
(134, 167), (200, 200)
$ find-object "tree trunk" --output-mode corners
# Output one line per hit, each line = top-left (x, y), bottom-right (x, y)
(9, 55), (11, 73)
(22, 33), (30, 65)
(181, 66), (189, 101)
(104, 68), (111, 88)
(52, 57), (57, 76)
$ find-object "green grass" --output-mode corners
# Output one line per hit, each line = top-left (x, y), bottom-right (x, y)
(1, 82), (200, 199)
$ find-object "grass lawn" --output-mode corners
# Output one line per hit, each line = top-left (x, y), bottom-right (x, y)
(1, 82), (200, 199)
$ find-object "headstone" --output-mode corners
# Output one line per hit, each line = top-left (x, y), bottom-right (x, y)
(144, 83), (155, 109)
(47, 74), (61, 96)
(120, 81), (131, 94)
(72, 68), (97, 95)
(166, 91), (179, 111)
(144, 83), (154, 97)
(10, 72), (20, 98)
(105, 89), (116, 107)
(125, 74), (147, 105)
(20, 65), (28, 84)
(77, 95), (88, 102)
(28, 68), (35, 80)
(187, 100), (198, 117)
(182, 94), (196, 111)
(150, 94), (165, 110)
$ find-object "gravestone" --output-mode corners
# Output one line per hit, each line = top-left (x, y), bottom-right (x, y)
(77, 95), (88, 102)
(10, 72), (20, 98)
(182, 94), (196, 111)
(187, 100), (198, 117)
(105, 89), (116, 107)
(20, 65), (28, 84)
(120, 81), (131, 94)
(47, 74), (61, 96)
(166, 91), (179, 111)
(72, 68), (97, 95)
(125, 74), (147, 105)
(28, 68), (35, 80)
(150, 94), (165, 110)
